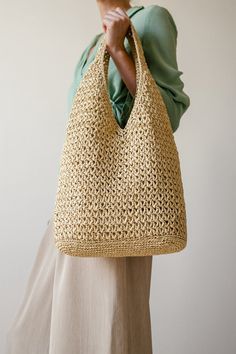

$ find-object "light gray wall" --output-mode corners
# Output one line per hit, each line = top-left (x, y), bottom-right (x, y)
(1, 0), (235, 353)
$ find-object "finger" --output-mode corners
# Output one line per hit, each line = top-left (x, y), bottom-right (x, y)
(104, 12), (124, 21)
(114, 7), (129, 18)
(102, 18), (114, 30)
(102, 9), (129, 29)
(105, 7), (128, 19)
(103, 16), (124, 30)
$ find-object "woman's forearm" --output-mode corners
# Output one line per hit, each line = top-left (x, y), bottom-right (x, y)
(106, 43), (136, 97)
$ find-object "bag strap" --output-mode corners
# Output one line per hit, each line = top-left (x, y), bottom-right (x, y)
(98, 21), (147, 105)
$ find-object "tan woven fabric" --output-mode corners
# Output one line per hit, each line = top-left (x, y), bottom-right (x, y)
(53, 22), (187, 257)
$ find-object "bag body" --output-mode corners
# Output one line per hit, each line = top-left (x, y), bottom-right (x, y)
(53, 22), (187, 257)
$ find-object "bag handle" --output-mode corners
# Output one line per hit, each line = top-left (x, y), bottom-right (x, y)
(98, 22), (147, 104)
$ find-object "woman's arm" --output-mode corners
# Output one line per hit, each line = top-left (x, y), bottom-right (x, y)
(106, 45), (136, 97)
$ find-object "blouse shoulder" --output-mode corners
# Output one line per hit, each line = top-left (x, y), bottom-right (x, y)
(141, 5), (178, 37)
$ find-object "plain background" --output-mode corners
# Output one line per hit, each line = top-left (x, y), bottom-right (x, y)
(1, 0), (235, 353)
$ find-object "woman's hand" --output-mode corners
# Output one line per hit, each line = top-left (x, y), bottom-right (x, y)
(102, 7), (131, 53)
(102, 7), (137, 97)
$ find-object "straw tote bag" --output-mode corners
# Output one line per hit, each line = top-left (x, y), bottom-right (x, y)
(53, 22), (187, 257)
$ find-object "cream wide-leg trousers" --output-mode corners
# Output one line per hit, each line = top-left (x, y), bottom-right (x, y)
(6, 218), (153, 354)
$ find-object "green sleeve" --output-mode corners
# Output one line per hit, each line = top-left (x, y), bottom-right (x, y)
(142, 6), (191, 132)
(109, 90), (134, 129)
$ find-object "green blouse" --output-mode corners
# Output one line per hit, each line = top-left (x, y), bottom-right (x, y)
(67, 4), (190, 133)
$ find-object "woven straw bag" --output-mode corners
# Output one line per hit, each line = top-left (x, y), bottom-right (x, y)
(53, 22), (187, 257)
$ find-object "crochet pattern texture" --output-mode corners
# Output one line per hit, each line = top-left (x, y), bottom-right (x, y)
(53, 22), (187, 257)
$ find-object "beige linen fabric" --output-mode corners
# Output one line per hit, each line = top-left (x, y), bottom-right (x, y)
(6, 218), (153, 354)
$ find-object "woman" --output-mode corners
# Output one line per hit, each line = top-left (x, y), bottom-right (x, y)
(6, 1), (190, 354)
